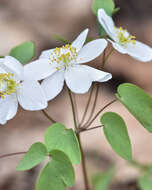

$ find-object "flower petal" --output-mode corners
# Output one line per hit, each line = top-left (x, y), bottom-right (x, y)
(0, 95), (14, 125)
(108, 39), (128, 54)
(125, 40), (152, 62)
(97, 9), (116, 40)
(81, 65), (112, 82)
(39, 49), (54, 59)
(41, 69), (64, 101)
(17, 80), (48, 110)
(24, 59), (56, 80)
(71, 29), (89, 52)
(77, 39), (107, 64)
(0, 67), (7, 74)
(65, 65), (92, 94)
(7, 94), (18, 120)
(2, 56), (24, 80)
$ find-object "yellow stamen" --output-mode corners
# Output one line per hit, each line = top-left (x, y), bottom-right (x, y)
(50, 44), (78, 70)
(115, 27), (136, 46)
(0, 73), (19, 99)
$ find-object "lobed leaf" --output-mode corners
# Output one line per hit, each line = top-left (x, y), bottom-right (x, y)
(44, 123), (81, 164)
(36, 150), (75, 190)
(9, 41), (35, 64)
(16, 142), (48, 171)
(101, 112), (132, 160)
(116, 83), (152, 133)
(92, 0), (115, 16)
(92, 168), (114, 190)
(138, 174), (152, 190)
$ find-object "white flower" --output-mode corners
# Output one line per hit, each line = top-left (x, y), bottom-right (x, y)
(24, 29), (112, 101)
(97, 9), (152, 62)
(0, 56), (48, 125)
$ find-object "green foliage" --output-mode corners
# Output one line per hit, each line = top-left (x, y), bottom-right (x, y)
(97, 20), (107, 37)
(101, 112), (132, 160)
(16, 142), (48, 171)
(9, 41), (35, 64)
(116, 83), (152, 133)
(138, 174), (152, 190)
(52, 34), (70, 44)
(92, 0), (115, 16)
(44, 123), (81, 164)
(36, 150), (75, 190)
(92, 168), (114, 190)
(113, 7), (120, 14)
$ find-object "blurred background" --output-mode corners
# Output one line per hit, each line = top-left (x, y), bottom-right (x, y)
(0, 0), (152, 189)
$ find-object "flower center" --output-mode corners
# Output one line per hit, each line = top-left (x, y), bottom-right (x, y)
(50, 44), (78, 70)
(0, 73), (19, 99)
(116, 27), (136, 46)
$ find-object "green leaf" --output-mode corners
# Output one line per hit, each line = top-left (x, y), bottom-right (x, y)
(97, 20), (107, 37)
(92, 168), (114, 190)
(36, 150), (75, 190)
(138, 174), (152, 190)
(101, 112), (132, 160)
(52, 34), (70, 44)
(92, 0), (115, 16)
(116, 83), (152, 133)
(112, 7), (120, 15)
(44, 123), (81, 164)
(9, 41), (35, 64)
(16, 142), (48, 171)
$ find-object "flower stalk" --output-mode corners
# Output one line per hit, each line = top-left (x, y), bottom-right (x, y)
(68, 88), (90, 190)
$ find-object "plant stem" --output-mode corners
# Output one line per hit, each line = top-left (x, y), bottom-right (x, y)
(83, 99), (117, 129)
(83, 84), (99, 127)
(42, 109), (56, 123)
(77, 125), (103, 134)
(68, 89), (78, 130)
(73, 93), (79, 125)
(102, 47), (114, 67)
(67, 88), (90, 190)
(129, 160), (149, 172)
(77, 133), (90, 190)
(0, 152), (27, 159)
(79, 85), (94, 126)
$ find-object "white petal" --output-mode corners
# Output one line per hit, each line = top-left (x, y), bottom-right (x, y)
(0, 58), (5, 64)
(3, 56), (23, 80)
(65, 65), (92, 94)
(39, 49), (54, 59)
(24, 59), (56, 80)
(125, 40), (152, 62)
(7, 94), (18, 120)
(81, 65), (112, 82)
(0, 67), (7, 74)
(41, 69), (65, 101)
(108, 39), (128, 54)
(17, 80), (48, 110)
(71, 29), (89, 52)
(77, 39), (107, 64)
(97, 9), (116, 39)
(0, 95), (14, 125)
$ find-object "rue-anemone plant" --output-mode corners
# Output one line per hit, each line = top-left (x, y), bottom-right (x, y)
(1, 0), (152, 190)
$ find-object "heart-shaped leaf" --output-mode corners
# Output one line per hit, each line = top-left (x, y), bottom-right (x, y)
(44, 123), (81, 164)
(138, 174), (152, 190)
(116, 83), (152, 133)
(36, 150), (75, 190)
(101, 112), (132, 160)
(92, 0), (115, 16)
(92, 168), (114, 190)
(16, 142), (48, 171)
(9, 41), (35, 64)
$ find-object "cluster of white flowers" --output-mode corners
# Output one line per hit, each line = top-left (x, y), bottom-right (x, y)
(0, 8), (152, 125)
